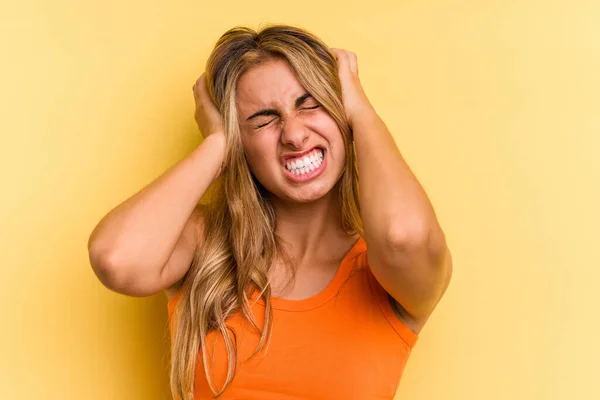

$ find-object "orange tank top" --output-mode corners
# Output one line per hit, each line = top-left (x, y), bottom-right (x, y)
(167, 237), (418, 399)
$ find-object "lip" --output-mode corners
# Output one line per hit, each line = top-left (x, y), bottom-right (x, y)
(280, 146), (324, 165)
(282, 148), (327, 183)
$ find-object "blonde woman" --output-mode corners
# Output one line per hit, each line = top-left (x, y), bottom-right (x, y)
(88, 24), (453, 400)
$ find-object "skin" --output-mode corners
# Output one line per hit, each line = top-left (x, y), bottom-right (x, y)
(190, 48), (452, 330)
(236, 58), (359, 298)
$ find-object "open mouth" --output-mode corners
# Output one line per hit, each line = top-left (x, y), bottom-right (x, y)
(283, 147), (326, 182)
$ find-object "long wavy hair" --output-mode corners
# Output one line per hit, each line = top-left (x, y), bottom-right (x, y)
(169, 24), (363, 399)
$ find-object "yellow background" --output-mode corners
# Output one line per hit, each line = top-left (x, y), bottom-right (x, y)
(1, 0), (598, 398)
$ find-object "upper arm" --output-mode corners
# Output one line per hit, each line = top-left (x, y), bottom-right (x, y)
(368, 238), (453, 332)
(161, 204), (206, 301)
(390, 247), (453, 333)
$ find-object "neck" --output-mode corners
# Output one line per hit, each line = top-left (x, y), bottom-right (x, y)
(271, 186), (349, 262)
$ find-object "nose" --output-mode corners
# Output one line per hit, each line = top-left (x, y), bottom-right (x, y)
(280, 115), (309, 149)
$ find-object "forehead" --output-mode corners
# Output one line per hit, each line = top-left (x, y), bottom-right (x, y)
(236, 58), (307, 116)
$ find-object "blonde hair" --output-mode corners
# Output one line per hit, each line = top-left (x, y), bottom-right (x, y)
(169, 24), (363, 399)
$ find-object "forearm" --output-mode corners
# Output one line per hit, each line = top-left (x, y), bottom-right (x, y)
(353, 109), (442, 248)
(88, 133), (225, 272)
(332, 48), (451, 320)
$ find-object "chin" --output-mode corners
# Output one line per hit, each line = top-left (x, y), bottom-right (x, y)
(278, 181), (334, 204)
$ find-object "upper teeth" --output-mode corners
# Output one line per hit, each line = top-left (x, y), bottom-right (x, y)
(285, 149), (324, 175)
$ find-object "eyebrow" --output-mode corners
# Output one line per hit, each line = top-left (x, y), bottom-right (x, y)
(246, 93), (314, 121)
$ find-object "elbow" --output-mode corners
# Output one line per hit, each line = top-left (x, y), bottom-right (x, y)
(385, 221), (445, 250)
(88, 244), (129, 292)
(88, 244), (163, 297)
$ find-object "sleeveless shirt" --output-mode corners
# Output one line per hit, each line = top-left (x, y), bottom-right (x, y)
(167, 237), (418, 399)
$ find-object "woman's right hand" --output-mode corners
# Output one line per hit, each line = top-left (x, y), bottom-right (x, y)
(192, 73), (224, 138)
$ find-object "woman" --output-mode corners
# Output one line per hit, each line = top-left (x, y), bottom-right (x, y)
(88, 24), (452, 400)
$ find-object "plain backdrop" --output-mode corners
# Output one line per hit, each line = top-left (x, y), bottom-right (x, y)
(1, 0), (598, 398)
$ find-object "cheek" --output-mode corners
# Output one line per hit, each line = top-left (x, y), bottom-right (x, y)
(320, 122), (345, 155)
(328, 131), (347, 172)
(243, 138), (276, 175)
(312, 112), (343, 143)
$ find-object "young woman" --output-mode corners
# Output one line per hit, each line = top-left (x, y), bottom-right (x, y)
(88, 24), (452, 400)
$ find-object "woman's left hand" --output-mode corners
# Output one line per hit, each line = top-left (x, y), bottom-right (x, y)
(330, 48), (375, 128)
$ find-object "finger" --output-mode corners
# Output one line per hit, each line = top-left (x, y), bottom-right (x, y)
(193, 74), (206, 102)
(331, 48), (348, 69)
(330, 47), (345, 61)
(347, 52), (358, 75)
(193, 83), (201, 103)
(341, 52), (353, 74)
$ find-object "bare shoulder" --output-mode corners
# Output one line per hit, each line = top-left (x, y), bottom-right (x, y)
(163, 203), (207, 301)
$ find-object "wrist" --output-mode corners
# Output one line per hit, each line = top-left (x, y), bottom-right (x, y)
(202, 132), (227, 178)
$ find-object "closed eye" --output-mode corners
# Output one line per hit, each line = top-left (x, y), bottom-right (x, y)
(255, 118), (277, 128)
(253, 104), (320, 129)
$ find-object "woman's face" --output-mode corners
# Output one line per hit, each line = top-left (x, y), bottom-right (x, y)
(236, 58), (346, 204)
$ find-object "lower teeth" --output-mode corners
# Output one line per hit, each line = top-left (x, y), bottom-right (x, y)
(292, 163), (320, 175)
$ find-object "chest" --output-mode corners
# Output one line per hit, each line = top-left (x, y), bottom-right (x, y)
(268, 261), (339, 300)
(192, 287), (413, 400)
